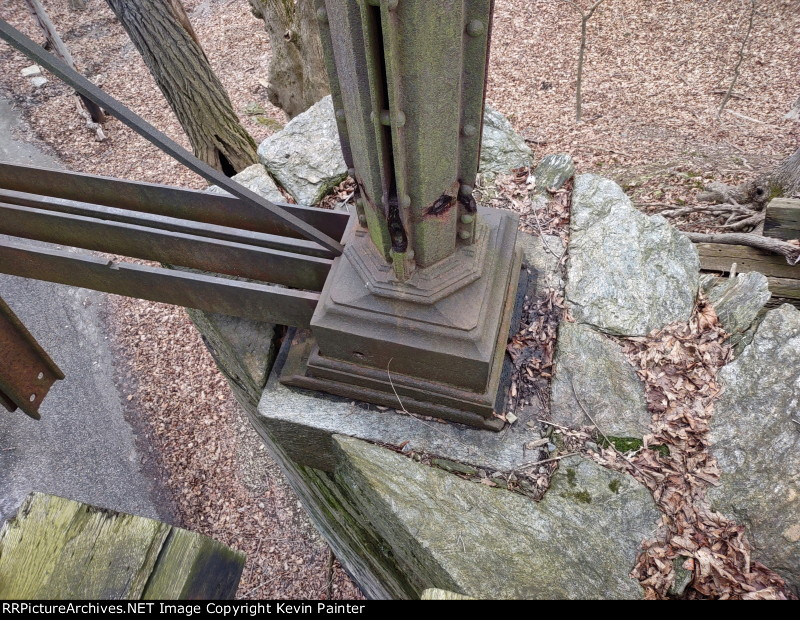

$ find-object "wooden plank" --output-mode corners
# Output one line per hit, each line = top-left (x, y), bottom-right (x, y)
(764, 198), (800, 241)
(695, 242), (800, 280)
(766, 276), (800, 300)
(0, 493), (169, 599)
(142, 528), (245, 600)
(0, 493), (244, 600)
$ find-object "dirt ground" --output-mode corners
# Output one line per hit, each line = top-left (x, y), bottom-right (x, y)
(0, 0), (797, 600)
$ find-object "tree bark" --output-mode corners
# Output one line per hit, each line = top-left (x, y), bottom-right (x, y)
(106, 0), (258, 175)
(247, 0), (328, 119)
(767, 147), (800, 198)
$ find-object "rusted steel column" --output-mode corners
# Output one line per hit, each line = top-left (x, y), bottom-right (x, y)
(316, 0), (493, 278)
(285, 1), (523, 430)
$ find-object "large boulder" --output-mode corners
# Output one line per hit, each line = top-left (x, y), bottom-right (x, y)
(550, 322), (650, 437)
(708, 304), (800, 593)
(335, 436), (659, 599)
(479, 104), (533, 175)
(258, 95), (348, 205)
(257, 97), (531, 205)
(565, 174), (700, 336)
(207, 163), (285, 204)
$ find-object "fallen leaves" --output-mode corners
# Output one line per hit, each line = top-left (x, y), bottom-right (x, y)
(616, 296), (795, 600)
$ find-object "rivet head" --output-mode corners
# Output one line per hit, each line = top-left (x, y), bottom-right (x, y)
(406, 249), (415, 260)
(336, 109), (346, 120)
(461, 213), (475, 224)
(393, 111), (406, 127)
(467, 20), (485, 37)
(379, 110), (392, 126)
(358, 214), (368, 227)
(316, 8), (328, 23)
(462, 124), (478, 137)
(459, 184), (474, 198)
(400, 194), (411, 208)
(459, 229), (472, 240)
(347, 168), (356, 177)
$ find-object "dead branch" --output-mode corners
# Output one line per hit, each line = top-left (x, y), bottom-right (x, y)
(685, 231), (800, 265)
(717, 0), (756, 118)
(75, 96), (106, 141)
(24, 0), (106, 124)
(713, 210), (764, 231)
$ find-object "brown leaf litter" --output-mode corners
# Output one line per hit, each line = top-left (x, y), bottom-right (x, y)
(557, 298), (796, 599)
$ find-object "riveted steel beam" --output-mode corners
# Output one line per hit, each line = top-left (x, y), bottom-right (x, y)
(0, 202), (332, 291)
(0, 189), (330, 258)
(0, 240), (319, 327)
(0, 296), (64, 420)
(0, 19), (344, 255)
(0, 163), (349, 249)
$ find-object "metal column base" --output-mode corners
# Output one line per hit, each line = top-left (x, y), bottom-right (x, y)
(280, 210), (529, 431)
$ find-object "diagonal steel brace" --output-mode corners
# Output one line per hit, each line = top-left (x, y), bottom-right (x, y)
(0, 296), (64, 420)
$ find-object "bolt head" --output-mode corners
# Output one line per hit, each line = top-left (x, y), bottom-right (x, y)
(316, 8), (328, 22)
(459, 184), (474, 198)
(460, 213), (475, 224)
(462, 124), (478, 137)
(459, 229), (472, 240)
(467, 20), (485, 37)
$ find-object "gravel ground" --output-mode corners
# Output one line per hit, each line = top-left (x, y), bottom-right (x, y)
(0, 0), (797, 600)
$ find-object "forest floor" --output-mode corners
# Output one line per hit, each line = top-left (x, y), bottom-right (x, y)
(0, 0), (797, 600)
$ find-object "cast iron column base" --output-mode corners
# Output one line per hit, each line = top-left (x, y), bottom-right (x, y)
(280, 207), (528, 431)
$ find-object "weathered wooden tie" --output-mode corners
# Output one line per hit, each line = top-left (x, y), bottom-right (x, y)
(0, 493), (245, 600)
(696, 197), (800, 306)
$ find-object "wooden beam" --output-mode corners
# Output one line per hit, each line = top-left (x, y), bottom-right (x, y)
(695, 242), (800, 280)
(764, 198), (800, 241)
(0, 493), (244, 599)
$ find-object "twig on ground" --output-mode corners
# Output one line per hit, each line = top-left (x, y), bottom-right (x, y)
(516, 452), (579, 470)
(570, 377), (646, 476)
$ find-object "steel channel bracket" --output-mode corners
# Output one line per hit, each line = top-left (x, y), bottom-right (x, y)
(0, 296), (64, 419)
(282, 1), (527, 430)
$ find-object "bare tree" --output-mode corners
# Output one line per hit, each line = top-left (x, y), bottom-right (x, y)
(247, 0), (328, 118)
(105, 0), (258, 175)
(717, 0), (757, 118)
(562, 0), (607, 122)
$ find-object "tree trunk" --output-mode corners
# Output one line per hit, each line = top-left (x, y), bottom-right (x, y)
(707, 147), (800, 206)
(247, 0), (328, 119)
(767, 147), (800, 199)
(106, 0), (258, 175)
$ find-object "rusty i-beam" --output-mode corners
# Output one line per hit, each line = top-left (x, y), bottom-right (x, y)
(280, 0), (526, 430)
(0, 1), (525, 430)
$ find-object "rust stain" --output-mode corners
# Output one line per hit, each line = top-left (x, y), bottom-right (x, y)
(424, 194), (455, 217)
